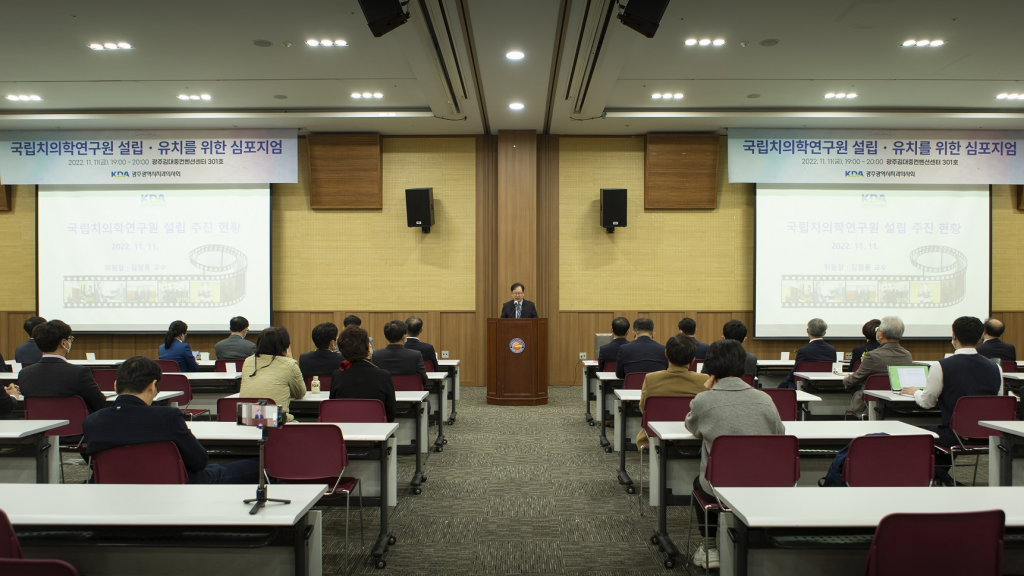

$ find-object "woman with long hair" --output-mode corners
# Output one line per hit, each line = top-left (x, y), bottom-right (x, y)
(158, 320), (200, 372)
(240, 326), (305, 420)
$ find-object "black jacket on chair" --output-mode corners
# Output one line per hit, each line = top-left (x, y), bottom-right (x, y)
(18, 357), (108, 412)
(330, 360), (397, 422)
(500, 299), (539, 319)
(405, 337), (438, 371)
(371, 344), (428, 388)
(298, 348), (345, 379)
(615, 336), (668, 379)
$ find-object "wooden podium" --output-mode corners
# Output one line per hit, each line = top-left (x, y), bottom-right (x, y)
(486, 318), (548, 405)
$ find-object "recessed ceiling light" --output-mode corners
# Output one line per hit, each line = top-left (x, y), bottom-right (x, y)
(29, 95), (41, 101)
(997, 93), (1009, 99)
(306, 39), (319, 46)
(835, 93), (847, 98)
(1009, 94), (1021, 100)
(351, 93), (362, 98)
(117, 42), (131, 49)
(712, 39), (725, 46)
(506, 51), (524, 60)
(902, 39), (917, 47)
(200, 94), (211, 100)
(373, 93), (383, 99)
(684, 39), (697, 46)
(335, 40), (347, 46)
(662, 93), (673, 99)
(89, 43), (104, 50)
(825, 93), (836, 98)
(177, 95), (189, 100)
(320, 39), (332, 46)
(651, 93), (662, 99)
(930, 40), (944, 46)
(6, 95), (41, 101)
(846, 93), (857, 98)
(509, 102), (524, 110)
(673, 93), (684, 99)
(902, 38), (944, 47)
(103, 43), (117, 49)
(189, 95), (200, 100)
(362, 92), (372, 98)
(177, 94), (209, 101)
(698, 39), (711, 45)
(90, 42), (133, 50)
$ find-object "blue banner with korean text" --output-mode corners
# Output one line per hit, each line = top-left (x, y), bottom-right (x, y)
(0, 129), (297, 184)
(728, 128), (1024, 185)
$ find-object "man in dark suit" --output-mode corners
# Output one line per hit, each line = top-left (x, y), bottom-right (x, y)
(598, 317), (630, 370)
(500, 282), (539, 319)
(977, 318), (1017, 362)
(678, 317), (709, 359)
(779, 318), (837, 389)
(213, 316), (257, 360)
(83, 356), (258, 483)
(404, 316), (439, 371)
(615, 318), (668, 379)
(298, 322), (345, 378)
(371, 320), (428, 388)
(15, 316), (46, 365)
(18, 320), (107, 412)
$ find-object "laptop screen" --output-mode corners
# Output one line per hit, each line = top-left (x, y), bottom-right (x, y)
(887, 365), (929, 391)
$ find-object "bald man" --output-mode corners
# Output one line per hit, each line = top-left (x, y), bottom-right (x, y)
(976, 318), (1017, 362)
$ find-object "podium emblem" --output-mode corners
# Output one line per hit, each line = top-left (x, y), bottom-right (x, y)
(509, 338), (525, 354)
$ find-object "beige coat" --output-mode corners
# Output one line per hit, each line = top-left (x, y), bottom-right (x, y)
(240, 354), (306, 420)
(637, 365), (709, 447)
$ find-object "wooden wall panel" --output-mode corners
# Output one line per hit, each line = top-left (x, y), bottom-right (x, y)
(537, 135), (560, 385)
(0, 185), (10, 211)
(0, 185), (35, 310)
(645, 133), (720, 209)
(497, 130), (537, 298)
(307, 133), (382, 209)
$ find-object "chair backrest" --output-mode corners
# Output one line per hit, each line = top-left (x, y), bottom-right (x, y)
(950, 395), (1018, 440)
(303, 374), (332, 391)
(849, 360), (862, 373)
(91, 369), (117, 392)
(640, 396), (693, 439)
(216, 397), (276, 422)
(623, 371), (649, 390)
(688, 359), (698, 372)
(0, 508), (23, 559)
(157, 373), (193, 406)
(601, 361), (617, 373)
(862, 373), (891, 404)
(0, 558), (81, 576)
(23, 396), (90, 437)
(706, 435), (800, 488)
(865, 509), (1004, 576)
(424, 359), (435, 372)
(842, 434), (935, 487)
(794, 360), (832, 376)
(91, 441), (188, 484)
(740, 374), (755, 387)
(265, 424), (346, 481)
(1001, 360), (1018, 374)
(319, 398), (387, 423)
(156, 359), (180, 372)
(391, 374), (423, 391)
(762, 388), (798, 421)
(214, 359), (245, 373)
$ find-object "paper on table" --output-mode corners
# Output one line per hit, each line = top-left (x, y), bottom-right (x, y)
(11, 363), (21, 373)
(200, 352), (211, 361)
(833, 362), (844, 374)
(780, 352), (790, 361)
(226, 363), (237, 374)
(86, 353), (96, 360)
(836, 351), (845, 362)
(896, 367), (928, 387)
(696, 363), (703, 373)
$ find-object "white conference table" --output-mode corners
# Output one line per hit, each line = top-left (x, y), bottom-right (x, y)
(0, 483), (325, 576)
(436, 358), (461, 424)
(980, 420), (1024, 486)
(860, 389), (921, 421)
(0, 420), (67, 483)
(716, 486), (1024, 576)
(582, 359), (599, 425)
(645, 420), (937, 569)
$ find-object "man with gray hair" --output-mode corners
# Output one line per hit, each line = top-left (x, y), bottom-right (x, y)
(779, 318), (836, 389)
(844, 316), (914, 417)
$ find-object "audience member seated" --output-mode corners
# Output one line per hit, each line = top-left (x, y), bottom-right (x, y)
(976, 318), (1016, 362)
(213, 316), (257, 360)
(597, 317), (630, 369)
(19, 320), (107, 412)
(240, 327), (306, 421)
(721, 319), (758, 376)
(158, 320), (201, 372)
(298, 322), (345, 378)
(614, 318), (668, 379)
(14, 316), (46, 365)
(900, 316), (1001, 485)
(83, 356), (259, 484)
(343, 314), (374, 353)
(404, 316), (438, 370)
(779, 318), (837, 389)
(372, 320), (428, 388)
(330, 325), (397, 422)
(844, 316), (913, 417)
(636, 334), (709, 448)
(685, 339), (785, 569)
(678, 317), (709, 359)
(0, 383), (19, 420)
(850, 318), (881, 367)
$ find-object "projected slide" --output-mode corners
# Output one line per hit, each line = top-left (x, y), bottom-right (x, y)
(38, 185), (271, 332)
(755, 184), (990, 339)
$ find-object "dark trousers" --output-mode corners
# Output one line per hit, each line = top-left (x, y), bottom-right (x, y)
(923, 425), (959, 478)
(693, 476), (718, 538)
(188, 458), (260, 484)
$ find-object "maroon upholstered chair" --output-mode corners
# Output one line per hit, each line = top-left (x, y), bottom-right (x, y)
(762, 388), (798, 421)
(214, 359), (245, 373)
(842, 434), (934, 487)
(91, 441), (188, 484)
(391, 374), (423, 392)
(319, 399), (387, 423)
(934, 395), (1017, 486)
(864, 510), (1004, 575)
(158, 373), (208, 420)
(156, 359), (180, 373)
(0, 508), (23, 559)
(623, 372), (649, 391)
(91, 369), (117, 392)
(0, 558), (81, 576)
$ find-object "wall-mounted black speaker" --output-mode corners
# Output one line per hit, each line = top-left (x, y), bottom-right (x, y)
(406, 188), (435, 233)
(601, 189), (627, 233)
(358, 0), (410, 38)
(617, 0), (670, 39)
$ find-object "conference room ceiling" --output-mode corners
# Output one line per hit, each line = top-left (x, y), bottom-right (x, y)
(2, 0), (1023, 135)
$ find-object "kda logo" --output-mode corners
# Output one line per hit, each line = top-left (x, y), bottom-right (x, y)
(861, 193), (887, 205)
(845, 171), (864, 177)
(111, 171), (129, 178)
(140, 193), (166, 206)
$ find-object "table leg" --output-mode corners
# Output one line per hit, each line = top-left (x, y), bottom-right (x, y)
(447, 368), (458, 425)
(599, 382), (611, 450)
(616, 400), (633, 491)
(583, 365), (593, 424)
(867, 400), (879, 421)
(34, 435), (51, 484)
(294, 511), (309, 576)
(651, 440), (679, 567)
(410, 400), (424, 493)
(993, 435), (1013, 487)
(433, 381), (446, 452)
(735, 518), (749, 576)
(371, 438), (394, 566)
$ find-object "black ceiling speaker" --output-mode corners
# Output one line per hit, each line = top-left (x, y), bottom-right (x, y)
(617, 0), (670, 39)
(600, 189), (627, 233)
(358, 0), (410, 38)
(406, 188), (435, 233)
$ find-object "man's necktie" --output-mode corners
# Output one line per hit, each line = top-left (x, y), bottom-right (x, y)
(516, 301), (521, 318)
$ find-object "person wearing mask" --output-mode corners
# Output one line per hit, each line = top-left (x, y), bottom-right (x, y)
(299, 322), (345, 378)
(19, 319), (107, 413)
(158, 320), (200, 372)
(15, 316), (46, 365)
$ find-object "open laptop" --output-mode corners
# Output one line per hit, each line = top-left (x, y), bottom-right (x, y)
(887, 365), (929, 393)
